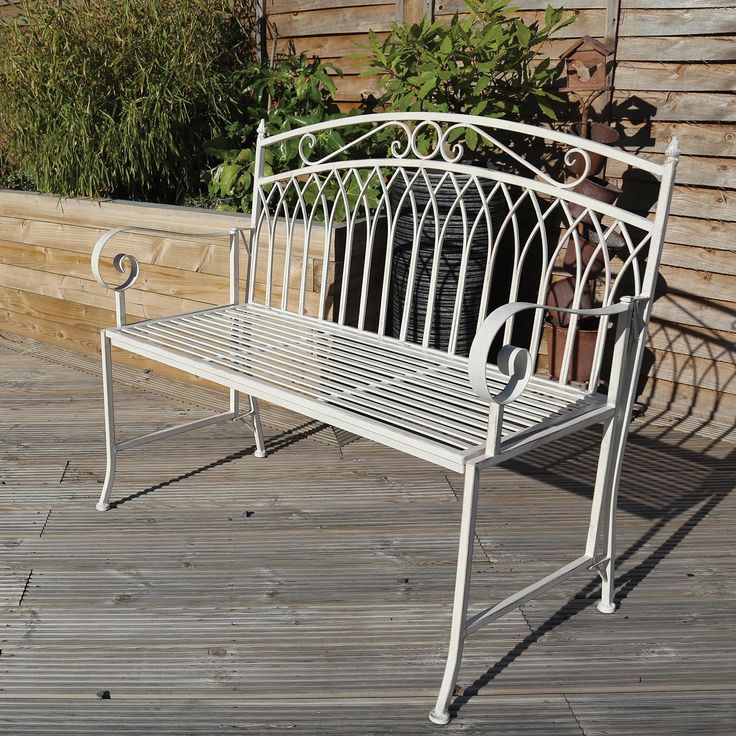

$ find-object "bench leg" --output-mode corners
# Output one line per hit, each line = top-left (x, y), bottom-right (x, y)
(587, 413), (629, 614)
(231, 389), (266, 458)
(429, 464), (480, 725)
(96, 335), (117, 512)
(249, 395), (267, 458)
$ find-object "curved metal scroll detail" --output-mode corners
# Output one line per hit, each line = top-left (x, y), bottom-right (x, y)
(468, 302), (631, 405)
(91, 227), (142, 292)
(91, 225), (235, 293)
(295, 118), (594, 188)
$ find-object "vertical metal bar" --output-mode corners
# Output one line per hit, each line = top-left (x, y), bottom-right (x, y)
(399, 181), (423, 342)
(337, 172), (357, 326)
(280, 187), (295, 312)
(247, 120), (267, 304)
(421, 171), (451, 349)
(297, 177), (317, 317)
(229, 226), (240, 416)
(229, 227), (240, 305)
(230, 389), (240, 418)
(249, 395), (267, 458)
(358, 168), (380, 332)
(429, 462), (480, 725)
(318, 201), (334, 322)
(114, 291), (126, 328)
(485, 403), (504, 455)
(585, 298), (634, 554)
(96, 334), (117, 511)
(377, 169), (399, 337)
(502, 194), (522, 346)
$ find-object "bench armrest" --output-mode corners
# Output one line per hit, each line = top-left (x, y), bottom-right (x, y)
(468, 300), (635, 406)
(91, 225), (243, 327)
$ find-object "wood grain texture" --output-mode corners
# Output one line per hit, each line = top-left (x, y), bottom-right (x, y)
(269, 4), (394, 37)
(619, 7), (736, 35)
(617, 35), (736, 62)
(0, 337), (734, 733)
(615, 62), (736, 93)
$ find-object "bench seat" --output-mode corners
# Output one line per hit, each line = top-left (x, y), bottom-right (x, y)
(107, 302), (610, 473)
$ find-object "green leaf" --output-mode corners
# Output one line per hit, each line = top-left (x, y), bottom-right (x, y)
(465, 127), (478, 151)
(218, 162), (243, 195)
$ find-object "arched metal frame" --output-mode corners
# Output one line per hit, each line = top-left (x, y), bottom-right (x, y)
(248, 113), (675, 395)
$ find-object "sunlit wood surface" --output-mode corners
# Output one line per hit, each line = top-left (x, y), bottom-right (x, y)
(1, 336), (734, 734)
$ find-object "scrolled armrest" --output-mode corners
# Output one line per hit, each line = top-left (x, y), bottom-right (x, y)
(90, 225), (238, 292)
(468, 301), (634, 406)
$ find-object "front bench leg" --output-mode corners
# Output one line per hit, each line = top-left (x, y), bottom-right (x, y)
(429, 463), (480, 725)
(97, 334), (117, 511)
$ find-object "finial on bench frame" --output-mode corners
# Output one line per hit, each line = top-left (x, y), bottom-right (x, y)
(666, 135), (680, 164)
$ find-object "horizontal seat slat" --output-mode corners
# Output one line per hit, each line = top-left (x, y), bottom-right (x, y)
(129, 323), (483, 449)
(195, 311), (570, 420)
(181, 313), (554, 431)
(111, 303), (605, 465)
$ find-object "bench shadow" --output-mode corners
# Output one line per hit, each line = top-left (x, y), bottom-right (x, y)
(450, 428), (736, 719)
(110, 419), (328, 509)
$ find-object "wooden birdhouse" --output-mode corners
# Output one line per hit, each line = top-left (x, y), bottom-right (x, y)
(560, 36), (613, 93)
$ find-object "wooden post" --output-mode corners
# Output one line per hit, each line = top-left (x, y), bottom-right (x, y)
(398, 0), (433, 25)
(604, 0), (622, 118)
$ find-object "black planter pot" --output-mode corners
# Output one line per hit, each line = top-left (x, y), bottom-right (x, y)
(388, 168), (506, 355)
(391, 244), (489, 354)
(389, 168), (503, 249)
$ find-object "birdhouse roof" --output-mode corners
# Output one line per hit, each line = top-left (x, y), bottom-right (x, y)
(560, 36), (614, 59)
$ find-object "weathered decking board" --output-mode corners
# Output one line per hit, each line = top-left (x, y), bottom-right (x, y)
(1, 338), (735, 734)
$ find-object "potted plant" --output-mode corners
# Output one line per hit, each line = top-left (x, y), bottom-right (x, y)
(365, 0), (574, 353)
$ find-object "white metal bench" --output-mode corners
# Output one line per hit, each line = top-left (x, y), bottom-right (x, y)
(91, 112), (679, 725)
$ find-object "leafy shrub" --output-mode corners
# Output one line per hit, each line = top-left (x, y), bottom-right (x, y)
(0, 0), (256, 202)
(206, 54), (361, 214)
(366, 0), (573, 128)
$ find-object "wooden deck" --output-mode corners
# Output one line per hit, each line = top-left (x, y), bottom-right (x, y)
(1, 335), (734, 734)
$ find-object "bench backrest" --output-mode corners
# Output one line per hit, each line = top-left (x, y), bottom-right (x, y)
(247, 112), (678, 390)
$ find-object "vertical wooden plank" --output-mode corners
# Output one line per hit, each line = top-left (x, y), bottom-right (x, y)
(604, 0), (621, 47)
(604, 0), (622, 119)
(402, 0), (433, 24)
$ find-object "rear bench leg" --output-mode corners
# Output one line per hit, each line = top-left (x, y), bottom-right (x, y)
(429, 464), (480, 725)
(96, 334), (117, 511)
(231, 389), (266, 458)
(249, 395), (267, 458)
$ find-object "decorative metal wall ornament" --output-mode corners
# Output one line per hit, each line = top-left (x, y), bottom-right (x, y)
(560, 35), (615, 138)
(90, 113), (679, 727)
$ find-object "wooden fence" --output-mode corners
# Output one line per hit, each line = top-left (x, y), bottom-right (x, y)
(265, 0), (736, 428)
(0, 0), (733, 431)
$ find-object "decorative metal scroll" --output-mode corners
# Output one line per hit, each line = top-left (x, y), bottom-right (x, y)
(296, 118), (595, 189)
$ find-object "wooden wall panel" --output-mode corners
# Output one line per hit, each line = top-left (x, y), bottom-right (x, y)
(0, 1), (732, 433)
(608, 0), (736, 426)
(0, 193), (349, 394)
